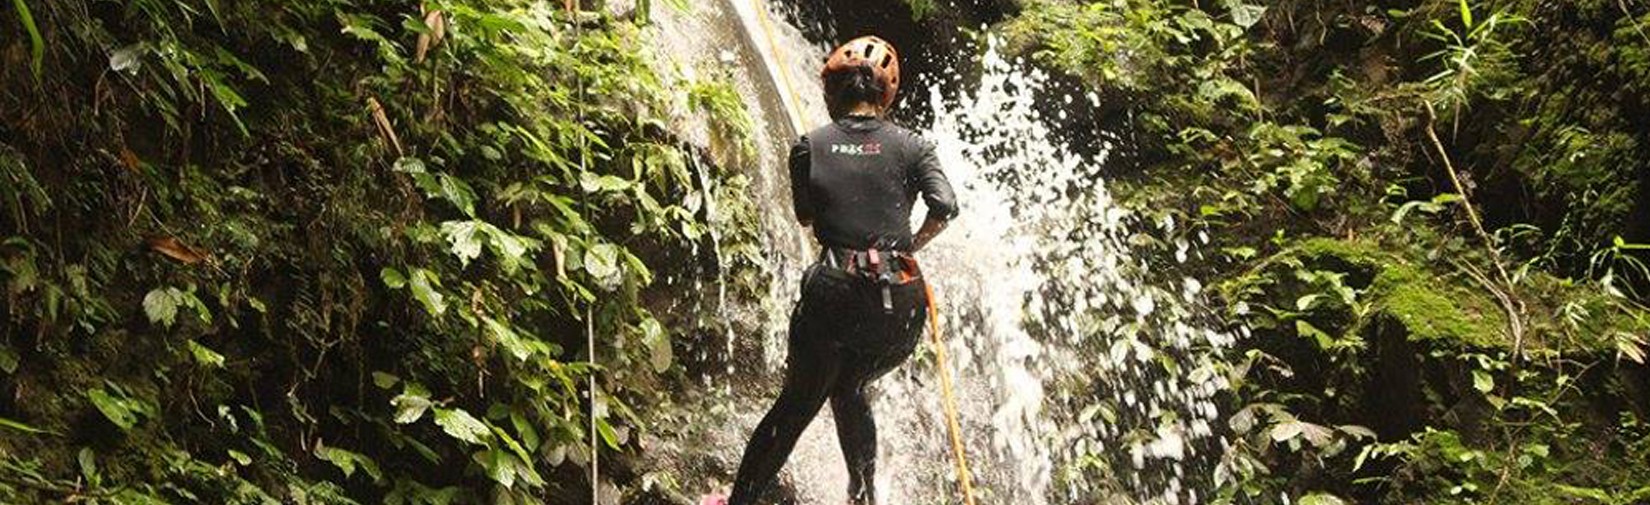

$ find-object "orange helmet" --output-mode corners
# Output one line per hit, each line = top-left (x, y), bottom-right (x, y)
(821, 36), (901, 109)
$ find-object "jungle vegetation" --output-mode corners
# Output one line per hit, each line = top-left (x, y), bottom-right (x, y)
(994, 0), (1650, 502)
(1, 0), (1648, 503)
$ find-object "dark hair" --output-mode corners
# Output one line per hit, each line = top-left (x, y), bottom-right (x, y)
(823, 64), (886, 118)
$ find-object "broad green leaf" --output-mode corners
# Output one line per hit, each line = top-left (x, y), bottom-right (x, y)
(371, 371), (400, 390)
(1299, 493), (1348, 505)
(441, 221), (486, 266)
(187, 340), (226, 368)
(143, 288), (180, 327)
(78, 448), (97, 484)
(408, 269), (447, 317)
(392, 393), (433, 424)
(595, 417), (621, 449)
(87, 389), (138, 430)
(579, 172), (632, 193)
(316, 444), (381, 481)
(484, 317), (535, 361)
(380, 267), (407, 288)
(1472, 369), (1494, 393)
(584, 243), (621, 289)
(1270, 420), (1304, 443)
(434, 408), (490, 445)
(641, 318), (672, 373)
(438, 174), (478, 217)
(227, 449), (252, 466)
(0, 345), (18, 374)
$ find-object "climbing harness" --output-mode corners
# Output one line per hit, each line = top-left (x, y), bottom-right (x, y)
(821, 247), (916, 312)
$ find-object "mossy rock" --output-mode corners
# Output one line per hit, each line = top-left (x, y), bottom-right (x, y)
(1289, 237), (1507, 350)
(1369, 264), (1507, 349)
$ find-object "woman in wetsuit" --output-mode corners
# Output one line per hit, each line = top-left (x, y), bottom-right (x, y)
(725, 36), (958, 505)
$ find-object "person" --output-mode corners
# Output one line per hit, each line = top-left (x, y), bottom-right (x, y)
(716, 35), (959, 505)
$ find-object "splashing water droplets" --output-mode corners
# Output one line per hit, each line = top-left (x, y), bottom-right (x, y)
(866, 39), (1245, 503)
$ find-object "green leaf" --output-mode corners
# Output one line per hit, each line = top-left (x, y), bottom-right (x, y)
(78, 448), (98, 484)
(1472, 369), (1494, 393)
(12, 0), (43, 79)
(434, 408), (490, 445)
(438, 174), (478, 217)
(1299, 493), (1348, 505)
(641, 317), (672, 373)
(1458, 0), (1474, 28)
(380, 267), (407, 289)
(0, 415), (53, 435)
(0, 345), (18, 374)
(316, 444), (382, 481)
(595, 417), (622, 450)
(87, 388), (138, 430)
(408, 268), (447, 317)
(392, 392), (432, 424)
(484, 317), (537, 361)
(143, 288), (180, 327)
(371, 371), (400, 390)
(441, 221), (486, 266)
(579, 172), (632, 194)
(187, 340), (226, 368)
(583, 243), (622, 289)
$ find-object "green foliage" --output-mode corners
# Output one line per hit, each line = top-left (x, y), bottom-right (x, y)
(1006, 0), (1650, 500)
(0, 0), (762, 501)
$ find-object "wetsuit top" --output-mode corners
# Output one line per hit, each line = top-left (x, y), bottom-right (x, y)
(789, 116), (959, 252)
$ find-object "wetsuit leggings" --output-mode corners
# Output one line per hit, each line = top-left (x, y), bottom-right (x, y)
(729, 264), (928, 505)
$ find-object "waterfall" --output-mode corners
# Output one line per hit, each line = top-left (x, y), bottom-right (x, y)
(654, 2), (1244, 502)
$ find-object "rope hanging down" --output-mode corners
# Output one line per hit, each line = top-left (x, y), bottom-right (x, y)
(925, 283), (980, 505)
(566, 2), (601, 504)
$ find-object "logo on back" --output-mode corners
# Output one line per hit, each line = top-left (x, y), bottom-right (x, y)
(830, 142), (883, 156)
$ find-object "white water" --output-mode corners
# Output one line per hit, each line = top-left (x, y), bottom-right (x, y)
(657, 2), (1246, 502)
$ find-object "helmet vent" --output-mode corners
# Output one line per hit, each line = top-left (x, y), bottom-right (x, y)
(881, 54), (894, 69)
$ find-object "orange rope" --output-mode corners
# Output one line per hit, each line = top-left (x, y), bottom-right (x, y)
(925, 282), (979, 505)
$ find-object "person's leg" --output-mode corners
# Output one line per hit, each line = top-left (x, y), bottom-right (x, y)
(829, 365), (880, 505)
(829, 288), (927, 505)
(729, 282), (844, 504)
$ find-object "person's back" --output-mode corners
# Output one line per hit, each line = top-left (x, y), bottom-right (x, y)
(793, 116), (957, 252)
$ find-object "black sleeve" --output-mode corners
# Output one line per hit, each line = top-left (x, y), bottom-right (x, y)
(789, 136), (814, 225)
(911, 138), (959, 221)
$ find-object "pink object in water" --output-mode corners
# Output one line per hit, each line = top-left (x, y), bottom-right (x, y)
(699, 495), (729, 505)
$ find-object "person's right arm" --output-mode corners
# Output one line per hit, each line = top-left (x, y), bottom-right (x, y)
(910, 140), (958, 252)
(789, 136), (814, 227)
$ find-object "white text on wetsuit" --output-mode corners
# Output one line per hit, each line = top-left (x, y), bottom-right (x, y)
(830, 142), (883, 156)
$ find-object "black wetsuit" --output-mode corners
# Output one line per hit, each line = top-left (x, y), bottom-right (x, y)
(729, 116), (958, 505)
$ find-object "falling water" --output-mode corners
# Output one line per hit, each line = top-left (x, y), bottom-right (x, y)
(913, 39), (1247, 503)
(834, 40), (1244, 504)
(651, 2), (1246, 502)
